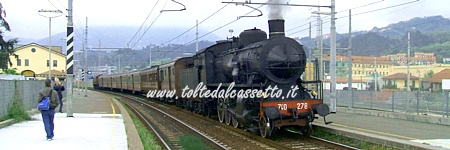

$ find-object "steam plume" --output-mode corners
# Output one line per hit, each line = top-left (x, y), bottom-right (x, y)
(267, 0), (288, 20)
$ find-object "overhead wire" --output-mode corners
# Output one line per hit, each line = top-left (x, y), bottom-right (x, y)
(47, 0), (67, 16)
(161, 3), (230, 46)
(154, 4), (265, 58)
(288, 0), (385, 32)
(334, 0), (420, 21)
(287, 0), (386, 36)
(288, 0), (421, 37)
(127, 0), (162, 49)
(57, 0), (66, 10)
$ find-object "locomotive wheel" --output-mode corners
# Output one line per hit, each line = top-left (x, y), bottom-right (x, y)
(232, 114), (239, 128)
(259, 116), (272, 138)
(225, 111), (231, 125)
(218, 109), (225, 123)
(218, 98), (225, 123)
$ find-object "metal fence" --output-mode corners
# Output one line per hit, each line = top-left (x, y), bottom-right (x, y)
(323, 90), (450, 117)
(0, 80), (67, 119)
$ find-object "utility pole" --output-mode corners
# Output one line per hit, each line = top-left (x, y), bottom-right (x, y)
(375, 57), (378, 106)
(347, 9), (353, 108)
(84, 17), (88, 97)
(196, 20), (199, 52)
(98, 39), (101, 73)
(38, 9), (62, 81)
(407, 32), (411, 111)
(118, 54), (121, 73)
(308, 21), (312, 83)
(375, 57), (377, 92)
(66, 0), (74, 117)
(316, 8), (323, 82)
(308, 22), (312, 60)
(330, 0), (337, 113)
(149, 49), (152, 67)
(312, 6), (324, 97)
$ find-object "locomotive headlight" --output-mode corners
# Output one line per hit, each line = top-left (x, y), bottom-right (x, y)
(261, 92), (269, 100)
(311, 90), (318, 97)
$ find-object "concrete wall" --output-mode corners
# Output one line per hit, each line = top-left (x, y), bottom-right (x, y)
(0, 80), (66, 119)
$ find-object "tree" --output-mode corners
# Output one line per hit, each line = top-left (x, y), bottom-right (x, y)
(424, 70), (434, 78)
(0, 3), (19, 72)
(0, 67), (19, 75)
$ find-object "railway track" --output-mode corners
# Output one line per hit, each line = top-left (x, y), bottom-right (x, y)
(105, 90), (358, 150)
(115, 93), (226, 150)
(272, 130), (359, 150)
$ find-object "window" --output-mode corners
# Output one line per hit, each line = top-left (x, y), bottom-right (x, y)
(25, 59), (29, 66)
(17, 59), (21, 66)
(47, 60), (50, 67)
(53, 60), (57, 67)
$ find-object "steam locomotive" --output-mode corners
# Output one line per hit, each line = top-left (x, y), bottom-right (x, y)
(95, 19), (329, 137)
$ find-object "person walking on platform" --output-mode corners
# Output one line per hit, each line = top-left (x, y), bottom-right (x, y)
(53, 81), (65, 113)
(37, 79), (60, 141)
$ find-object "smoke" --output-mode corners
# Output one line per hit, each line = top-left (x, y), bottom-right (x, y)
(267, 0), (289, 20)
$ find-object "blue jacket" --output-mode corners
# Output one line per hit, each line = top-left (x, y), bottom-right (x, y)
(53, 85), (65, 100)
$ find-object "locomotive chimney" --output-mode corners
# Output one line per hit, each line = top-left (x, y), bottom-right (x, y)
(268, 19), (285, 38)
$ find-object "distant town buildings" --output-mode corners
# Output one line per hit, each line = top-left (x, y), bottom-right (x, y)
(320, 52), (449, 91)
(383, 52), (436, 66)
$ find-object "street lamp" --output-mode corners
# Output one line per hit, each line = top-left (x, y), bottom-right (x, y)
(38, 9), (63, 80)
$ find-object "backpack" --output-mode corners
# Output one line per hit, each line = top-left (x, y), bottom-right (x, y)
(37, 90), (52, 110)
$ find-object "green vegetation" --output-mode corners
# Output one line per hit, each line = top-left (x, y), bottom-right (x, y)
(383, 80), (397, 89)
(179, 135), (213, 150)
(5, 80), (30, 121)
(118, 98), (212, 150)
(313, 129), (398, 150)
(0, 3), (19, 72)
(131, 115), (162, 150)
(424, 70), (434, 78)
(118, 99), (162, 150)
(0, 68), (20, 75)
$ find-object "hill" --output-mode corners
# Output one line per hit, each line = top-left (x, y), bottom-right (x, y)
(31, 26), (222, 54)
(297, 15), (450, 62)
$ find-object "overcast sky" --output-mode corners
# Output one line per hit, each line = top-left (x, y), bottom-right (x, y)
(2, 0), (449, 45)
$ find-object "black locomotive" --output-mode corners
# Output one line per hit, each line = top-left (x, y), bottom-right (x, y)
(97, 19), (329, 138)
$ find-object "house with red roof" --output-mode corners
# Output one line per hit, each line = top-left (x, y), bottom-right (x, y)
(381, 73), (419, 90)
(421, 69), (450, 91)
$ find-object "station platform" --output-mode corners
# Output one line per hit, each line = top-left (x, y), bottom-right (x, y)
(315, 107), (450, 149)
(0, 90), (142, 150)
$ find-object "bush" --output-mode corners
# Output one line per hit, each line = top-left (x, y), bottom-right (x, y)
(5, 80), (30, 121)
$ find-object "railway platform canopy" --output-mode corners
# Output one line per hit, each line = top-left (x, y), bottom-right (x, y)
(0, 90), (139, 150)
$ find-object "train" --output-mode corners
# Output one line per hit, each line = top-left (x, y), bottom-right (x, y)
(94, 19), (330, 138)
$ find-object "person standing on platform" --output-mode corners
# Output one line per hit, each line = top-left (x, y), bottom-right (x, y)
(53, 81), (65, 113)
(37, 79), (60, 141)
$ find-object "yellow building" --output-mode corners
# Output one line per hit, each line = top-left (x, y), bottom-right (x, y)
(381, 73), (420, 90)
(385, 52), (436, 66)
(8, 43), (66, 80)
(351, 56), (393, 81)
(391, 64), (450, 80)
